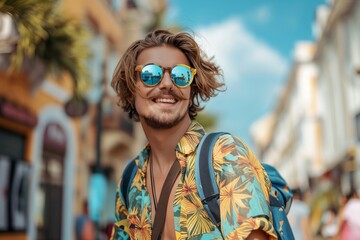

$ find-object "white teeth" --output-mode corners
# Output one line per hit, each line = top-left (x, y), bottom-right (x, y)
(156, 98), (176, 103)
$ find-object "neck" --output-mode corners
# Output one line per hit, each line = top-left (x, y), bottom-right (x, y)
(141, 116), (191, 172)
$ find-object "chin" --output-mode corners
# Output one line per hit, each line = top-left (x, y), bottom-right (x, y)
(142, 112), (188, 129)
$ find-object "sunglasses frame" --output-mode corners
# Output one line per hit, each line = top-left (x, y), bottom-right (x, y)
(135, 63), (197, 88)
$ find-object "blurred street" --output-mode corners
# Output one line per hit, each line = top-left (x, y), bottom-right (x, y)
(0, 0), (359, 239)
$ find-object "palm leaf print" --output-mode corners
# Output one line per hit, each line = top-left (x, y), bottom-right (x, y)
(178, 122), (203, 153)
(229, 218), (278, 240)
(182, 173), (197, 195)
(221, 176), (252, 219)
(183, 198), (214, 236)
(128, 207), (151, 240)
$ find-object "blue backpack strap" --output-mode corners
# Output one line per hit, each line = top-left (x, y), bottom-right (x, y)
(195, 132), (227, 229)
(120, 159), (138, 208)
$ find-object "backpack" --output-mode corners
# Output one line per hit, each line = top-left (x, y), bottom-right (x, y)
(120, 132), (295, 239)
(196, 132), (295, 239)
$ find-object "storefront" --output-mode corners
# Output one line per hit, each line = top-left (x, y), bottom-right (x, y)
(0, 96), (37, 240)
(29, 106), (77, 240)
(0, 67), (78, 240)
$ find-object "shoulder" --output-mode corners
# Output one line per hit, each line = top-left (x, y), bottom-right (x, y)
(213, 133), (250, 152)
(119, 157), (141, 191)
(212, 133), (271, 196)
(120, 146), (149, 182)
(122, 158), (138, 176)
(211, 133), (263, 176)
(115, 156), (141, 204)
(216, 133), (245, 146)
(213, 133), (259, 165)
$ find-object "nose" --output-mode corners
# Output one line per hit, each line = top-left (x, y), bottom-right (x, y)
(158, 68), (174, 90)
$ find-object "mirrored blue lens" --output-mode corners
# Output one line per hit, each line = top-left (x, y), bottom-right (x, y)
(171, 66), (192, 87)
(141, 64), (163, 86)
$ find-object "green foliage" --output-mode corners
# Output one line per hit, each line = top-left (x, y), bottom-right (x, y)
(0, 0), (90, 96)
(0, 0), (49, 68)
(196, 112), (218, 132)
(36, 14), (90, 95)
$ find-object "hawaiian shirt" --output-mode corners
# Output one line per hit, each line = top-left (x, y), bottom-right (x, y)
(111, 121), (278, 240)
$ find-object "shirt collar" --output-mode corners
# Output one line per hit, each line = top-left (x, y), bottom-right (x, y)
(136, 121), (206, 173)
(175, 120), (205, 155)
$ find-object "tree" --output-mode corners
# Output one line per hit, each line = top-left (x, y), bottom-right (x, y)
(0, 0), (90, 97)
(196, 112), (218, 132)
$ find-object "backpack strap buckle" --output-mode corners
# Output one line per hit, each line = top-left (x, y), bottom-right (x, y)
(201, 193), (219, 205)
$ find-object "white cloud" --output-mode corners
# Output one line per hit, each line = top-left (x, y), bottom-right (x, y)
(195, 17), (287, 85)
(193, 17), (289, 144)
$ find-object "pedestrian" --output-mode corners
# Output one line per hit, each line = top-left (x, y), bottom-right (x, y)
(320, 207), (338, 239)
(110, 29), (278, 239)
(287, 188), (312, 240)
(336, 192), (351, 239)
(75, 201), (96, 240)
(337, 190), (360, 240)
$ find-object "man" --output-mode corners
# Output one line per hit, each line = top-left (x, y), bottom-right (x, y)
(111, 29), (277, 239)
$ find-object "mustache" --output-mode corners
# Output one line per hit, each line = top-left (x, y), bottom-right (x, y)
(137, 88), (189, 101)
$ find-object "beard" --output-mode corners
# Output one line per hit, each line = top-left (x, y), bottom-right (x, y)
(141, 109), (188, 129)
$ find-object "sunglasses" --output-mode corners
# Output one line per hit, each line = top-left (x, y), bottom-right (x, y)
(135, 63), (197, 88)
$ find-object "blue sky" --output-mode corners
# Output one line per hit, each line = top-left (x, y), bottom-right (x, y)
(165, 0), (326, 147)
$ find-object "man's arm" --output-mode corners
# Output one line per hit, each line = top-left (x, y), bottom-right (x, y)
(215, 134), (277, 239)
(110, 178), (130, 240)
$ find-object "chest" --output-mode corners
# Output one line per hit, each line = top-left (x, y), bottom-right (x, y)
(126, 156), (222, 239)
(146, 169), (180, 240)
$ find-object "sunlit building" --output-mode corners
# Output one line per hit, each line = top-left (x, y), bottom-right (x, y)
(313, 0), (360, 196)
(251, 42), (319, 191)
(251, 0), (360, 235)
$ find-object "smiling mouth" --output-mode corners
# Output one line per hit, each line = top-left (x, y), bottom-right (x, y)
(154, 98), (177, 104)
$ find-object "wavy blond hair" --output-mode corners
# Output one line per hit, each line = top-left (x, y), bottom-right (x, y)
(111, 29), (225, 121)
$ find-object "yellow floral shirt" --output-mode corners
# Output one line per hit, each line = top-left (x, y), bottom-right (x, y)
(111, 121), (277, 239)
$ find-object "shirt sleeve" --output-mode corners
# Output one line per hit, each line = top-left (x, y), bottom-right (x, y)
(213, 134), (278, 239)
(110, 178), (131, 240)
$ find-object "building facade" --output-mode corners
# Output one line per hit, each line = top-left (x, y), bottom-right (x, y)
(251, 0), (360, 234)
(251, 42), (319, 190)
(313, 0), (360, 195)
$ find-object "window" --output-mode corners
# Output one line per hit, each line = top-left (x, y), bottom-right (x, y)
(0, 128), (25, 160)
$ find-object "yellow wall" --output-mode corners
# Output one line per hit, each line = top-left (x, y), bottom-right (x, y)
(0, 72), (72, 114)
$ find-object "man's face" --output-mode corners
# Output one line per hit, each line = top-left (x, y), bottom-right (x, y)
(134, 45), (192, 129)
